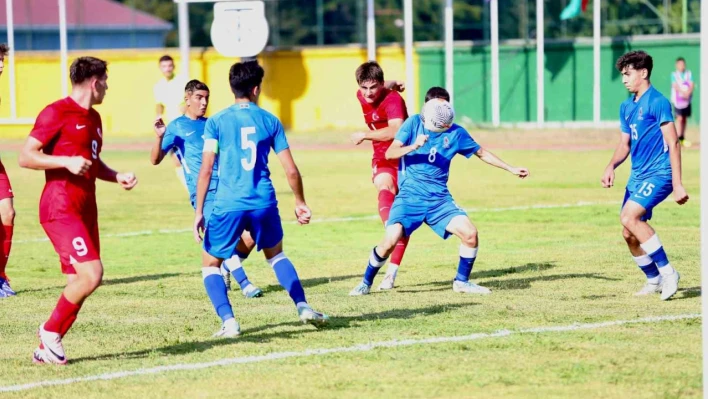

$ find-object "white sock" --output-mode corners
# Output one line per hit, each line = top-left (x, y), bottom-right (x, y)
(223, 255), (243, 273)
(296, 301), (309, 310)
(632, 254), (661, 284)
(223, 318), (238, 329)
(658, 264), (676, 276)
(385, 263), (399, 276)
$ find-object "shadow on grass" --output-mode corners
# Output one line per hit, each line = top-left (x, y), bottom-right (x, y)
(258, 274), (362, 294)
(676, 286), (701, 300)
(410, 262), (558, 290)
(16, 272), (195, 294)
(70, 302), (477, 364)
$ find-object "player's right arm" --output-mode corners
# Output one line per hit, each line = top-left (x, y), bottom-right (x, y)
(351, 119), (403, 145)
(601, 104), (632, 188)
(18, 106), (92, 175)
(150, 117), (171, 165)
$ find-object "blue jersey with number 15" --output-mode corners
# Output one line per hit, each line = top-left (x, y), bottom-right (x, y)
(619, 85), (673, 183)
(204, 102), (289, 212)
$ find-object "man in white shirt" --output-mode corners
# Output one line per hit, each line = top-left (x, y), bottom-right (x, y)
(154, 55), (189, 188)
(670, 57), (694, 148)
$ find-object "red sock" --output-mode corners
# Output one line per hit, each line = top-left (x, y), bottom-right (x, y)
(0, 225), (12, 278)
(45, 294), (82, 337)
(377, 190), (395, 225)
(390, 235), (410, 266)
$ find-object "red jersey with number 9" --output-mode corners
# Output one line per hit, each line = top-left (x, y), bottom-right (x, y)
(357, 88), (408, 161)
(29, 97), (103, 223)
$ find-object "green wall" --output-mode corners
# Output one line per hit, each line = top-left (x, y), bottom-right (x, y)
(417, 37), (700, 124)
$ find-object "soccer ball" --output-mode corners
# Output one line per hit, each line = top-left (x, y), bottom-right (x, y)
(421, 98), (455, 133)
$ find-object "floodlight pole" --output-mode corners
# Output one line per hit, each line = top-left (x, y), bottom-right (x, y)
(701, 0), (707, 393)
(490, 0), (500, 126)
(444, 0), (454, 106)
(403, 0), (414, 114)
(5, 0), (17, 118)
(367, 0), (375, 60)
(536, 0), (544, 126)
(58, 0), (68, 97)
(178, 0), (191, 78)
(593, 0), (601, 125)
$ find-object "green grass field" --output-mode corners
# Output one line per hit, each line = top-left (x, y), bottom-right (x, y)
(0, 131), (701, 399)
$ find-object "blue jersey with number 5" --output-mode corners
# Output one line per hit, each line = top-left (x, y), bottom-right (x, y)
(619, 86), (673, 183)
(204, 102), (289, 212)
(395, 114), (481, 201)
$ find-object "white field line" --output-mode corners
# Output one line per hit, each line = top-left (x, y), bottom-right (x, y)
(0, 313), (698, 393)
(13, 201), (617, 245)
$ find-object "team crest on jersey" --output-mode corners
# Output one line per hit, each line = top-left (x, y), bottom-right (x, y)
(371, 113), (379, 121)
(442, 137), (450, 149)
(97, 128), (102, 138)
(638, 107), (644, 121)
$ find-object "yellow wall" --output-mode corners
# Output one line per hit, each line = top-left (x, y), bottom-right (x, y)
(0, 46), (418, 138)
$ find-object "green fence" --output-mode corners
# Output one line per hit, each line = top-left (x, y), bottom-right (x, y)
(417, 35), (700, 125)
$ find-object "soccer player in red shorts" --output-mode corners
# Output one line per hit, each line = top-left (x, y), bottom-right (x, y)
(350, 61), (410, 291)
(18, 57), (138, 365)
(0, 43), (16, 297)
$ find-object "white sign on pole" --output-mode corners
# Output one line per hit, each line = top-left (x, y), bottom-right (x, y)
(211, 0), (269, 57)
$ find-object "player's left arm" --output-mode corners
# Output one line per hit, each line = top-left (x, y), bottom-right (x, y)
(660, 121), (689, 205)
(475, 147), (529, 178)
(97, 159), (138, 190)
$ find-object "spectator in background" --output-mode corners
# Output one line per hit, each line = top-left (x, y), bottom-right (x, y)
(154, 55), (189, 190)
(670, 57), (694, 148)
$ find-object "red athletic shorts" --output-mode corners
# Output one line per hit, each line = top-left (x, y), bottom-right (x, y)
(371, 158), (399, 185)
(41, 217), (100, 274)
(0, 161), (13, 200)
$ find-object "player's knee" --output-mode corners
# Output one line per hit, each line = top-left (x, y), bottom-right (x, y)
(373, 177), (396, 194)
(82, 267), (103, 293)
(460, 226), (478, 247)
(0, 203), (15, 225)
(619, 212), (638, 229)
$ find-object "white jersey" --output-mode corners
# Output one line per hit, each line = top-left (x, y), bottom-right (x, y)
(153, 74), (188, 123)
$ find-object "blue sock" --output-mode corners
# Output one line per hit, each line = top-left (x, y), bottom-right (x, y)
(633, 254), (660, 283)
(640, 234), (675, 276)
(363, 247), (387, 286)
(455, 245), (478, 282)
(224, 256), (252, 291)
(268, 253), (307, 305)
(202, 267), (234, 322)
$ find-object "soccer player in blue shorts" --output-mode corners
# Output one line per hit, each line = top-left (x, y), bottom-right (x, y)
(150, 79), (263, 299)
(193, 61), (329, 337)
(601, 51), (689, 300)
(350, 87), (529, 296)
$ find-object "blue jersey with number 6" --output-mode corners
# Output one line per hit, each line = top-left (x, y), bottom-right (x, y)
(395, 114), (481, 201)
(619, 85), (673, 184)
(204, 102), (289, 212)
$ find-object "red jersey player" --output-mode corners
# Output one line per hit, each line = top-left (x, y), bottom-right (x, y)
(0, 43), (16, 297)
(18, 57), (138, 365)
(350, 61), (410, 291)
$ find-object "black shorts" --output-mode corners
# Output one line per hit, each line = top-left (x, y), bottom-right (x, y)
(674, 104), (692, 118)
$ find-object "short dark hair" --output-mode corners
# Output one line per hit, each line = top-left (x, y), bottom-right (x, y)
(229, 60), (264, 98)
(70, 57), (108, 85)
(676, 57), (686, 63)
(185, 79), (209, 94)
(615, 50), (653, 79)
(159, 55), (174, 63)
(425, 87), (450, 103)
(355, 61), (384, 85)
(0, 44), (9, 59)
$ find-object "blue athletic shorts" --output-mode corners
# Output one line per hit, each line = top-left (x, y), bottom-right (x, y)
(203, 206), (284, 259)
(191, 189), (217, 221)
(387, 196), (467, 239)
(622, 176), (673, 221)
